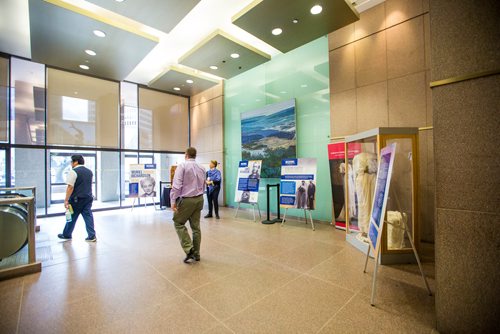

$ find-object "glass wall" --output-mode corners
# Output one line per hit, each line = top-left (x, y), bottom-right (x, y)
(0, 57), (8, 142)
(138, 88), (189, 151)
(2, 57), (189, 217)
(224, 36), (332, 221)
(46, 68), (120, 148)
(10, 58), (45, 145)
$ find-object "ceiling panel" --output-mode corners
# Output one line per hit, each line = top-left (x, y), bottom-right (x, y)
(179, 31), (271, 79)
(233, 0), (359, 53)
(28, 0), (158, 81)
(86, 0), (200, 33)
(148, 67), (219, 96)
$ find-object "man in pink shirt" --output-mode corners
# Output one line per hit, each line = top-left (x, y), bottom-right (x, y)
(170, 147), (206, 263)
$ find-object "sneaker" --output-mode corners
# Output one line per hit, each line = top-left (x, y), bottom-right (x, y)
(85, 236), (97, 242)
(204, 214), (213, 218)
(193, 254), (201, 261)
(215, 215), (220, 219)
(57, 233), (72, 240)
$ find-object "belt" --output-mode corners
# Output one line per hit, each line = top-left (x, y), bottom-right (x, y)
(183, 194), (203, 198)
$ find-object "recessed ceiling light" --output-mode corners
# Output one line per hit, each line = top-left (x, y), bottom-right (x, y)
(79, 65), (90, 70)
(186, 79), (194, 84)
(272, 28), (283, 36)
(93, 30), (106, 38)
(230, 53), (240, 59)
(209, 65), (218, 70)
(85, 49), (96, 56)
(173, 87), (181, 91)
(292, 19), (299, 24)
(310, 5), (323, 15)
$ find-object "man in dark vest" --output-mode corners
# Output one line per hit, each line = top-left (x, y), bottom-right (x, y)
(58, 154), (97, 242)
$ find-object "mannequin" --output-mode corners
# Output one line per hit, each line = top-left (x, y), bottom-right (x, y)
(387, 211), (406, 249)
(352, 152), (377, 236)
(339, 162), (357, 219)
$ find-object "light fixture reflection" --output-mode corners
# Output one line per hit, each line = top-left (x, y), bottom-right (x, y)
(310, 5), (323, 15)
(93, 30), (106, 37)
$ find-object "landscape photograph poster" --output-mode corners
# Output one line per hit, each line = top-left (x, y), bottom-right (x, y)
(129, 164), (158, 198)
(234, 160), (262, 204)
(279, 158), (317, 210)
(368, 143), (397, 254)
(241, 99), (296, 178)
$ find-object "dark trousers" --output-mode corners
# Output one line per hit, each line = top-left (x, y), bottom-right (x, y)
(207, 186), (220, 216)
(62, 196), (96, 238)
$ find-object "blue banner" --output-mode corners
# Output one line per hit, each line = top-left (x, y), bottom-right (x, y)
(281, 158), (298, 166)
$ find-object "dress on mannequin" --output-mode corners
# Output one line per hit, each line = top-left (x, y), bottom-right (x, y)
(352, 152), (377, 236)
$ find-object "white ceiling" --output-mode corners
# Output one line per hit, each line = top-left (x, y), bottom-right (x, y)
(0, 0), (385, 86)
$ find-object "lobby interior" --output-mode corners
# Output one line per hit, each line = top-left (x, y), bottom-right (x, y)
(0, 0), (498, 333)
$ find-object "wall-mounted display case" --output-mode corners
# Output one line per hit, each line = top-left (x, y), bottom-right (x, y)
(344, 128), (419, 264)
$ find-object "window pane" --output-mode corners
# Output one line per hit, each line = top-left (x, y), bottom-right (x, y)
(11, 148), (46, 216)
(0, 57), (8, 142)
(10, 58), (45, 145)
(0, 149), (6, 187)
(121, 152), (138, 207)
(121, 82), (138, 149)
(47, 68), (119, 148)
(138, 88), (188, 151)
(95, 151), (120, 210)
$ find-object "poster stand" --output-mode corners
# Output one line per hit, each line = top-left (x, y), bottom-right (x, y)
(131, 195), (156, 211)
(281, 208), (315, 231)
(363, 214), (432, 306)
(234, 202), (261, 222)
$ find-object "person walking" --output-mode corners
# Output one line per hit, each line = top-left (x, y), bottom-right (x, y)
(170, 147), (206, 263)
(58, 154), (96, 242)
(204, 160), (221, 219)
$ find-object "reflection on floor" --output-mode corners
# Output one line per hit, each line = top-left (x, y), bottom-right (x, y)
(0, 207), (437, 333)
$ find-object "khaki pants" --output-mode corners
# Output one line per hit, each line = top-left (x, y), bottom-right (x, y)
(173, 195), (204, 256)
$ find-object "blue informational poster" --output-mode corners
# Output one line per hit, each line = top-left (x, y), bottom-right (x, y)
(234, 160), (262, 203)
(367, 143), (397, 254)
(279, 158), (317, 210)
(129, 164), (158, 198)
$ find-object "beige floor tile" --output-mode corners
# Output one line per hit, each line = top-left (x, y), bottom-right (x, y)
(203, 324), (235, 334)
(270, 239), (344, 273)
(0, 278), (23, 334)
(318, 293), (434, 334)
(99, 294), (221, 334)
(189, 259), (300, 320)
(224, 275), (354, 333)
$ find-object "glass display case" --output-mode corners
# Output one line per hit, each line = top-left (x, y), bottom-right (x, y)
(344, 128), (419, 264)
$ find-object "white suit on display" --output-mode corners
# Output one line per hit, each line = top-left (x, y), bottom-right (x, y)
(353, 152), (377, 234)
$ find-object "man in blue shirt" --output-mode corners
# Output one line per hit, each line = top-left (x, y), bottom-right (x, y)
(204, 160), (222, 219)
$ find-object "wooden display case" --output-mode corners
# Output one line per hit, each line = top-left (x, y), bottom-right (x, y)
(344, 127), (419, 264)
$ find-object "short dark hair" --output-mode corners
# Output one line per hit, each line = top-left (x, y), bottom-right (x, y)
(71, 155), (85, 165)
(186, 147), (197, 158)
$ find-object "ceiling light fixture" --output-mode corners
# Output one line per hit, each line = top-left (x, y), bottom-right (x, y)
(186, 79), (194, 84)
(93, 30), (106, 38)
(292, 19), (299, 24)
(230, 53), (240, 59)
(79, 65), (90, 70)
(210, 65), (218, 70)
(272, 28), (283, 36)
(85, 49), (96, 56)
(173, 87), (181, 91)
(310, 5), (323, 15)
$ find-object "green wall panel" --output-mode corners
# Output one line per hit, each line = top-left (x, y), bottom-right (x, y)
(224, 36), (332, 222)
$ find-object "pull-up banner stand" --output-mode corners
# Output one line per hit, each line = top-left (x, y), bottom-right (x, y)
(362, 143), (432, 306)
(261, 184), (282, 224)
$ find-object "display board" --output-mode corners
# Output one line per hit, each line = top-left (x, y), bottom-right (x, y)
(328, 142), (361, 229)
(368, 143), (397, 256)
(279, 158), (317, 209)
(234, 160), (262, 204)
(241, 99), (296, 178)
(129, 164), (158, 198)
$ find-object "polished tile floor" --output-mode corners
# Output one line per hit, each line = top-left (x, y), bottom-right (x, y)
(0, 207), (437, 333)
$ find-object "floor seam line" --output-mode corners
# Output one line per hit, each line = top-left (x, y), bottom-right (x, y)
(15, 279), (25, 334)
(315, 290), (361, 334)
